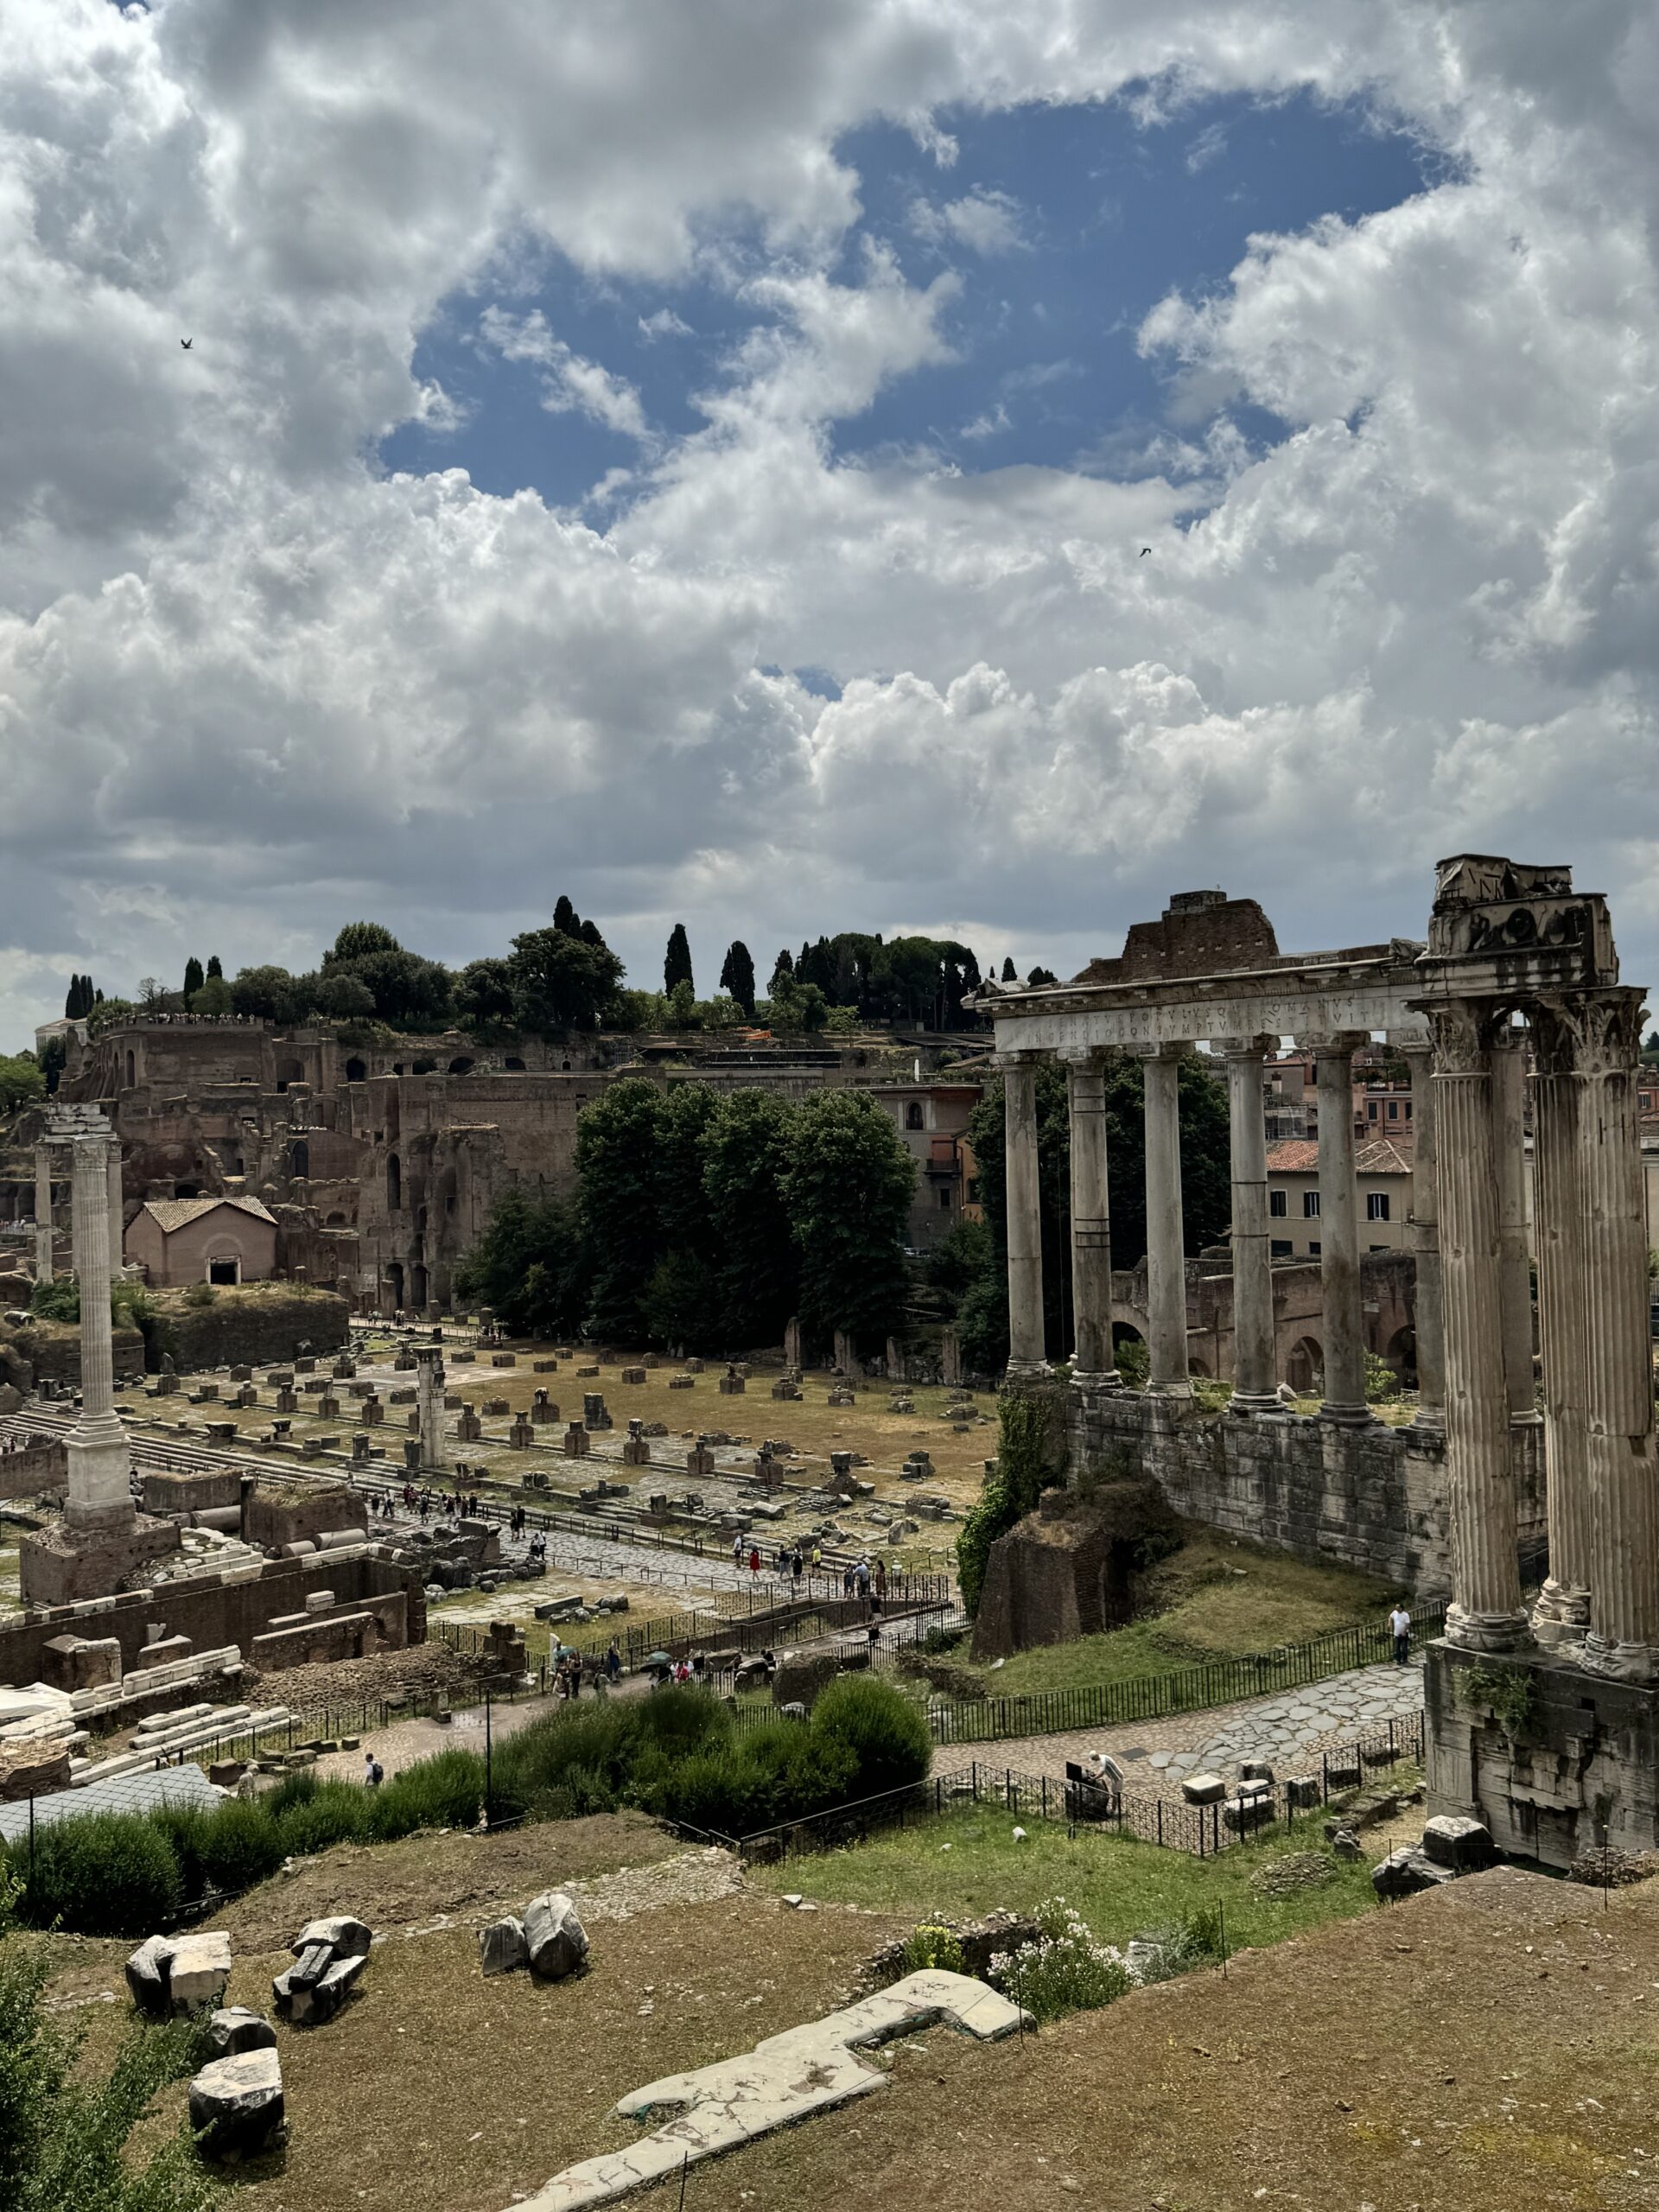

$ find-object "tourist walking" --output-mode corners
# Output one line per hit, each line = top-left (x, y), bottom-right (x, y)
(1389, 1601), (1412, 1665)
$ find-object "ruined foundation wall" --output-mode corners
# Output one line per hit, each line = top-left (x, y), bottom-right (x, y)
(1072, 1392), (1544, 1599)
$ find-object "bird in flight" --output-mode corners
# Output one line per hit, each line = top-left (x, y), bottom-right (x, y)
(1139, 546), (1151, 556)
(180, 338), (193, 349)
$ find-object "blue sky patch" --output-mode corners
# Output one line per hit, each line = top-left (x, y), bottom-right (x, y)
(378, 87), (1444, 506)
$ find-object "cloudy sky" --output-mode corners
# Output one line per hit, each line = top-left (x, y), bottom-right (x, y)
(3, 1), (1657, 1044)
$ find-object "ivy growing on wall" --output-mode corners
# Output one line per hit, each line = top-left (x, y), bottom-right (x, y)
(1462, 1659), (1538, 1739)
(956, 1382), (1067, 1613)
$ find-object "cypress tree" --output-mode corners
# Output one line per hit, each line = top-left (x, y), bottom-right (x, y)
(182, 956), (204, 1006)
(664, 923), (693, 995)
(207, 954), (223, 980)
(718, 940), (756, 1017)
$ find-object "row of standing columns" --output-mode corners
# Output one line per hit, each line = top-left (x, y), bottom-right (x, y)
(1003, 1037), (1448, 1423)
(1435, 989), (1659, 1678)
(31, 1139), (124, 1286)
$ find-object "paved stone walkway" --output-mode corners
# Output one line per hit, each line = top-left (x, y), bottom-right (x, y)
(931, 1656), (1426, 1793)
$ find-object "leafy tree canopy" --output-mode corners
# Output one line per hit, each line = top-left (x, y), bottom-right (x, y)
(781, 1090), (916, 1348)
(323, 920), (401, 967)
(0, 1055), (45, 1116)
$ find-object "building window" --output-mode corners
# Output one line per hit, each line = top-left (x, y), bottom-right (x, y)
(1387, 1099), (1399, 1120)
(1270, 1238), (1294, 1258)
(1367, 1101), (1378, 1119)
(1268, 1190), (1287, 1217)
(905, 1103), (925, 1130)
(937, 1187), (952, 1209)
(966, 1178), (980, 1204)
(1367, 1192), (1390, 1222)
(1303, 1189), (1321, 1218)
(1307, 1240), (1321, 1256)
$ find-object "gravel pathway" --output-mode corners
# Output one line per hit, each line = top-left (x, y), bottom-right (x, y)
(930, 1656), (1426, 1792)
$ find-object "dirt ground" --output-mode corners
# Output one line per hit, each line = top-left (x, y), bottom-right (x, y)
(42, 1829), (1659, 2212)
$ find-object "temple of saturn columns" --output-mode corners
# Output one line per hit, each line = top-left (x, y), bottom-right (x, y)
(18, 1103), (181, 1605)
(976, 859), (1659, 1864)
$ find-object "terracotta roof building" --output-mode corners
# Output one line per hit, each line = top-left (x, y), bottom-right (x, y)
(1265, 1137), (1414, 1262)
(124, 1195), (278, 1288)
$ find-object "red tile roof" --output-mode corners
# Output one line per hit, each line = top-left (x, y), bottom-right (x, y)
(1266, 1139), (1413, 1176)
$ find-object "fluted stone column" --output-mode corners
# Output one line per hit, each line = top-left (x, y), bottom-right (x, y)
(1063, 1051), (1118, 1389)
(416, 1345), (447, 1471)
(1309, 1034), (1370, 1423)
(1431, 1001), (1529, 1652)
(1402, 1045), (1444, 1428)
(107, 1140), (125, 1279)
(33, 1147), (52, 1286)
(1001, 1054), (1049, 1380)
(64, 1132), (134, 1533)
(1571, 988), (1659, 1681)
(1141, 1046), (1191, 1397)
(1529, 1007), (1592, 1644)
(1217, 1036), (1278, 1411)
(1491, 1027), (1537, 1421)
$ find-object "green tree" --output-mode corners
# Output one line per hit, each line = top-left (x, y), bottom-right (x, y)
(345, 950), (451, 1029)
(454, 1191), (587, 1337)
(36, 1036), (65, 1095)
(454, 957), (518, 1036)
(576, 1079), (668, 1339)
(323, 920), (400, 967)
(719, 940), (756, 1017)
(192, 976), (231, 1018)
(181, 957), (203, 1007)
(1027, 965), (1058, 987)
(702, 1090), (801, 1347)
(613, 988), (670, 1030)
(0, 1056), (45, 1115)
(640, 1249), (719, 1353)
(552, 894), (581, 938)
(507, 926), (625, 1033)
(86, 997), (136, 1039)
(664, 923), (693, 995)
(206, 954), (222, 981)
(657, 1085), (721, 1264)
(1001, 957), (1017, 982)
(229, 964), (304, 1022)
(0, 1870), (215, 2212)
(781, 1090), (915, 1351)
(315, 971), (376, 1020)
(768, 948), (794, 994)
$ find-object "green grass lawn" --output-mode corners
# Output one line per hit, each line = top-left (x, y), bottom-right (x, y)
(957, 1529), (1398, 1697)
(751, 1799), (1382, 1957)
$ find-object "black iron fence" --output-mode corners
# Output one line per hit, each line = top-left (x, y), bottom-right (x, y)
(722, 1709), (1426, 1865)
(920, 1610), (1446, 1747)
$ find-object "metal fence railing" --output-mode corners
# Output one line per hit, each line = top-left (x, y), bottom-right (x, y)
(918, 1610), (1446, 1747)
(720, 1709), (1426, 1865)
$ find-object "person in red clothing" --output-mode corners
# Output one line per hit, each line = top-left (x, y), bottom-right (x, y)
(747, 1545), (760, 1574)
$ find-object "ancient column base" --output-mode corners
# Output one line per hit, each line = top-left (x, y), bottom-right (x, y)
(19, 1514), (181, 1608)
(1411, 1406), (1445, 1434)
(1319, 1399), (1375, 1427)
(1581, 1633), (1659, 1685)
(1002, 1360), (1052, 1386)
(1146, 1377), (1192, 1402)
(1444, 1601), (1532, 1654)
(1067, 1369), (1122, 1395)
(1531, 1578), (1591, 1649)
(1228, 1392), (1284, 1418)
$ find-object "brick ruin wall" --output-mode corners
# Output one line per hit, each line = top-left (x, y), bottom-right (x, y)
(1072, 1391), (1547, 1600)
(0, 1548), (427, 1684)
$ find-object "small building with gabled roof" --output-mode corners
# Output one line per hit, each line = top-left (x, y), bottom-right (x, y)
(124, 1194), (278, 1288)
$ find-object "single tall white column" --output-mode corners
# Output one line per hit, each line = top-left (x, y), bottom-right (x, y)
(33, 1147), (52, 1285)
(1141, 1046), (1191, 1397)
(1063, 1052), (1118, 1389)
(64, 1129), (134, 1532)
(1402, 1044), (1444, 1428)
(1218, 1036), (1277, 1410)
(106, 1139), (125, 1280)
(1491, 1027), (1537, 1421)
(1572, 988), (1659, 1681)
(1432, 1002), (1529, 1653)
(416, 1345), (447, 1471)
(1529, 1007), (1592, 1645)
(1310, 1034), (1370, 1423)
(1002, 1055), (1049, 1380)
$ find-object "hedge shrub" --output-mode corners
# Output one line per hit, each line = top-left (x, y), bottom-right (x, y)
(10, 1813), (181, 1936)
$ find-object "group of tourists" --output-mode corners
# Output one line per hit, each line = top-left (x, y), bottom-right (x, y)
(552, 1640), (622, 1700)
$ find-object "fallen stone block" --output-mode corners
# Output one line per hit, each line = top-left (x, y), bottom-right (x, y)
(1180, 1772), (1228, 1807)
(480, 1916), (530, 1977)
(1371, 1847), (1457, 1901)
(189, 2046), (285, 2159)
(524, 1889), (590, 1982)
(291, 1914), (373, 1961)
(124, 1935), (175, 2018)
(207, 2005), (277, 2057)
(276, 1949), (367, 2026)
(167, 1929), (233, 2012)
(1421, 1814), (1498, 1872)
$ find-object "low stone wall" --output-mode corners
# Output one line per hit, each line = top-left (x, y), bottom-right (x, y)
(0, 1322), (146, 1389)
(0, 1548), (425, 1682)
(143, 1467), (241, 1516)
(1071, 1389), (1546, 1600)
(143, 1287), (352, 1373)
(0, 1433), (67, 1501)
(1425, 1640), (1659, 1869)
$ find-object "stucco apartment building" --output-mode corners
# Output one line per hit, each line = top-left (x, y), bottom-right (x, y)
(1265, 1137), (1414, 1263)
(125, 1195), (277, 1287)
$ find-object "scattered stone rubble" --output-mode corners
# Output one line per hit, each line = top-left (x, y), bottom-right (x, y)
(271, 1913), (372, 2025)
(125, 1929), (233, 2017)
(1371, 1814), (1499, 1899)
(479, 1888), (590, 1981)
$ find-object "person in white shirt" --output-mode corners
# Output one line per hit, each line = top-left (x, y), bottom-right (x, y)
(1389, 1604), (1412, 1664)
